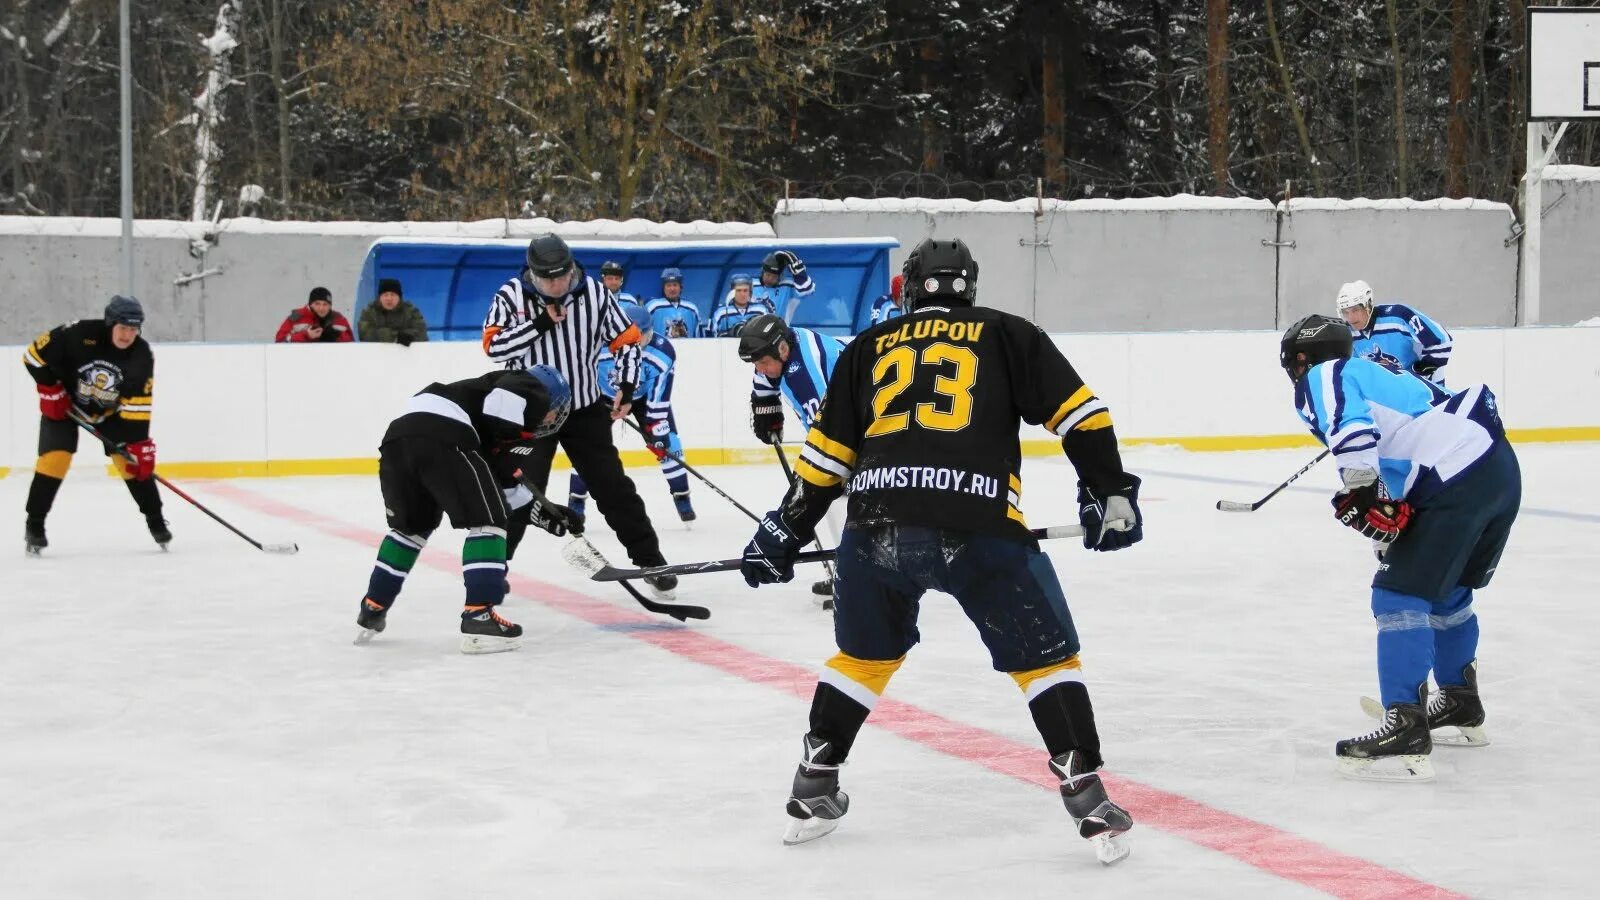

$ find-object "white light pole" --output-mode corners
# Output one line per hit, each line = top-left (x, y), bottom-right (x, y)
(119, 0), (133, 295)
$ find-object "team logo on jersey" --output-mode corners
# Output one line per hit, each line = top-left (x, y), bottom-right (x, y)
(75, 361), (125, 409)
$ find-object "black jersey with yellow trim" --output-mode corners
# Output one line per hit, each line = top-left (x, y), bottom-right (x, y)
(785, 304), (1130, 543)
(22, 319), (155, 438)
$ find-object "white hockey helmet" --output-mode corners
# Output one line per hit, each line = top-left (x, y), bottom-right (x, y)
(1335, 280), (1374, 313)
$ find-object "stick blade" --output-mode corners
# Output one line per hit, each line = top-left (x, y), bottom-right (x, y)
(591, 565), (638, 582)
(263, 542), (300, 554)
(1215, 500), (1259, 512)
(560, 537), (609, 575)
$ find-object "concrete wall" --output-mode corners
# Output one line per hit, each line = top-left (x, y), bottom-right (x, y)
(5, 327), (1595, 477)
(776, 196), (1534, 330)
(1542, 166), (1600, 325)
(0, 218), (775, 344)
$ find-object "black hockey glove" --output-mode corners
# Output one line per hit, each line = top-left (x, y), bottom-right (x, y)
(1331, 469), (1410, 543)
(741, 510), (807, 587)
(529, 499), (582, 538)
(1412, 359), (1441, 381)
(1077, 475), (1143, 551)
(751, 399), (784, 444)
(396, 331), (415, 347)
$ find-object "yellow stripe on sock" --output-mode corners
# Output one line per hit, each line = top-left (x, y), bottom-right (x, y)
(1009, 655), (1083, 694)
(824, 652), (906, 696)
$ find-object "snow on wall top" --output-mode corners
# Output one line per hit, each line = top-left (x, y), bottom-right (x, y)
(1544, 165), (1600, 183)
(1284, 197), (1513, 213)
(0, 216), (775, 239)
(777, 195), (1273, 213)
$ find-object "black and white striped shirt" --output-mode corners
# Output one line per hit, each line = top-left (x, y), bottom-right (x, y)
(482, 271), (642, 408)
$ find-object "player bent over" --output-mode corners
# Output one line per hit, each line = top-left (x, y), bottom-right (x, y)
(22, 296), (165, 554)
(1281, 315), (1519, 781)
(355, 366), (579, 654)
(740, 238), (1144, 864)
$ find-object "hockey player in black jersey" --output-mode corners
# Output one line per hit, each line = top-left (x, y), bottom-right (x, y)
(355, 366), (580, 654)
(740, 238), (1144, 864)
(21, 296), (165, 554)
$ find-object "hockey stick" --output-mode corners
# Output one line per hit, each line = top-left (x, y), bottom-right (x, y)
(68, 413), (299, 554)
(619, 417), (762, 522)
(1214, 449), (1330, 512)
(772, 442), (838, 588)
(517, 474), (709, 621)
(589, 525), (1088, 582)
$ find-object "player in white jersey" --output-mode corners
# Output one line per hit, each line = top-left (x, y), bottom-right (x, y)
(1281, 314), (1520, 782)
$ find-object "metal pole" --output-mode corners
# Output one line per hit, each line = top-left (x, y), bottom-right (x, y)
(119, 0), (134, 295)
(1521, 124), (1540, 326)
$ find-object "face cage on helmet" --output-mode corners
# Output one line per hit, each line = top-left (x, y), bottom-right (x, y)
(529, 269), (575, 302)
(533, 395), (573, 439)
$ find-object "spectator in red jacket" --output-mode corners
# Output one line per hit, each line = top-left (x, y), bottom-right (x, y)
(276, 287), (354, 343)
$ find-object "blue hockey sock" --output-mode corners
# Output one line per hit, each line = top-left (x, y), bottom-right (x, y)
(569, 472), (589, 503)
(1371, 587), (1433, 707)
(1430, 587), (1478, 688)
(365, 531), (426, 608)
(462, 527), (508, 609)
(665, 471), (689, 496)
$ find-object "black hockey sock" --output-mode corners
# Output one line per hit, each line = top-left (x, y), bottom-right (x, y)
(807, 682), (873, 762)
(25, 473), (64, 519)
(1028, 681), (1104, 770)
(124, 477), (162, 517)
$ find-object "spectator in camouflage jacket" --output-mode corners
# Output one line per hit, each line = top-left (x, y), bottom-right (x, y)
(358, 278), (430, 345)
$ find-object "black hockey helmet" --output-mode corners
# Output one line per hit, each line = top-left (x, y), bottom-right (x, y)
(738, 313), (792, 362)
(600, 260), (625, 278)
(761, 252), (784, 276)
(902, 238), (978, 307)
(105, 295), (145, 328)
(1280, 314), (1354, 382)
(525, 233), (575, 279)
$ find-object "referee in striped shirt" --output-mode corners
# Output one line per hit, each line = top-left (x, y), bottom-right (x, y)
(482, 234), (675, 593)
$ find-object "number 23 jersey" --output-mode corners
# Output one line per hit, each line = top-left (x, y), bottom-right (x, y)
(793, 305), (1126, 542)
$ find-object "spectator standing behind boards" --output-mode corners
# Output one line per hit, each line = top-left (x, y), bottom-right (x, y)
(711, 273), (776, 336)
(276, 286), (354, 343)
(645, 268), (704, 339)
(358, 278), (430, 345)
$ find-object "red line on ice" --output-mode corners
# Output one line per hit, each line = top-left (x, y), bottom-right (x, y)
(208, 481), (1463, 900)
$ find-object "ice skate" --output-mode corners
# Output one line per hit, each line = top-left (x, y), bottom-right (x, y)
(353, 597), (389, 645)
(782, 734), (849, 845)
(145, 513), (172, 550)
(460, 605), (523, 654)
(1337, 688), (1434, 782)
(1048, 750), (1133, 865)
(1427, 661), (1489, 747)
(643, 572), (678, 602)
(24, 517), (47, 556)
(811, 578), (834, 610)
(672, 491), (696, 524)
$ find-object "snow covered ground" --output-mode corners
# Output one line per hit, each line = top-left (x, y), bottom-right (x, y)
(2, 444), (1597, 899)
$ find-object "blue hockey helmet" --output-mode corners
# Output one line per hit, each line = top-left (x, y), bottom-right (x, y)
(105, 295), (145, 328)
(623, 303), (653, 341)
(527, 364), (572, 437)
(730, 273), (754, 288)
(660, 267), (684, 285)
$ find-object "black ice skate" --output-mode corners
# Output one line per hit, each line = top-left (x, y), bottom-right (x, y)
(672, 491), (696, 523)
(782, 733), (849, 846)
(1337, 686), (1434, 782)
(643, 572), (678, 602)
(145, 513), (172, 550)
(1048, 750), (1133, 865)
(460, 605), (523, 655)
(1427, 661), (1489, 748)
(353, 597), (389, 645)
(24, 517), (47, 556)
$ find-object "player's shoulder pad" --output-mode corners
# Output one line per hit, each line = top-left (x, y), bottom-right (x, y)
(1374, 302), (1420, 320)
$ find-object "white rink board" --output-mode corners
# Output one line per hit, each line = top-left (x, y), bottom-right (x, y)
(4, 326), (1598, 472)
(1, 445), (1597, 898)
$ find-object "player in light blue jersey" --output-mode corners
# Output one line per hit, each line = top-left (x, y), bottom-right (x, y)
(752, 250), (815, 321)
(599, 260), (639, 307)
(645, 268), (704, 339)
(570, 304), (695, 523)
(739, 312), (847, 602)
(1336, 280), (1453, 383)
(710, 273), (777, 336)
(865, 273), (905, 331)
(1281, 314), (1519, 783)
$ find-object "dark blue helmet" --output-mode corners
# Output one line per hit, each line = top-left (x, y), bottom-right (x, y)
(660, 267), (683, 284)
(527, 364), (572, 437)
(105, 295), (145, 328)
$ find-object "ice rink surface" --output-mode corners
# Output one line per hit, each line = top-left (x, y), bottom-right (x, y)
(3, 443), (1598, 899)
